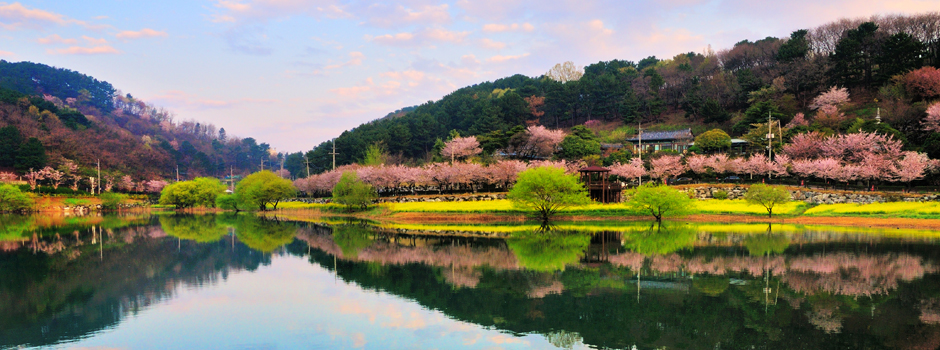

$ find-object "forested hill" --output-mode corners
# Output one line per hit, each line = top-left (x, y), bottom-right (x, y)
(299, 12), (940, 174)
(0, 60), (280, 182)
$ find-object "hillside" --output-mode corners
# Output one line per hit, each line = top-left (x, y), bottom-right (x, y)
(0, 61), (280, 184)
(299, 12), (940, 173)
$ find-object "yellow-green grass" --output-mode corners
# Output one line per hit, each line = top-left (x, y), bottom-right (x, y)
(384, 199), (805, 217)
(803, 202), (940, 219)
(693, 199), (806, 216)
(277, 201), (346, 210)
(376, 221), (940, 239)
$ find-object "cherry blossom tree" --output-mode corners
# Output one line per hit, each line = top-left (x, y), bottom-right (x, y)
(23, 169), (43, 190)
(119, 175), (135, 192)
(815, 105), (848, 129)
(895, 151), (933, 189)
(685, 154), (710, 175)
(39, 166), (64, 190)
(58, 160), (79, 191)
(922, 102), (940, 133)
(784, 132), (826, 159)
(785, 112), (809, 128)
(0, 172), (17, 182)
(649, 155), (686, 182)
(145, 179), (169, 193)
(522, 125), (566, 158)
(442, 136), (482, 162)
(902, 66), (940, 100)
(809, 86), (850, 110)
(706, 154), (731, 175)
(609, 158), (646, 182)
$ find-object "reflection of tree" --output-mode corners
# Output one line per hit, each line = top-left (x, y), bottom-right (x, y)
(506, 231), (590, 272)
(807, 296), (843, 334)
(159, 215), (227, 243)
(542, 330), (583, 349)
(233, 215), (297, 253)
(0, 219), (269, 348)
(693, 276), (730, 296)
(744, 225), (790, 256)
(331, 224), (374, 259)
(921, 298), (940, 325)
(622, 222), (696, 256)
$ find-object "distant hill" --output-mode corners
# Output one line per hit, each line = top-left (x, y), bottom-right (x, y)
(0, 61), (280, 182)
(300, 12), (940, 173)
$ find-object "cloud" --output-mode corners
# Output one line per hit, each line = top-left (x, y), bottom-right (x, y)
(0, 2), (91, 30)
(479, 38), (506, 50)
(209, 0), (351, 24)
(148, 90), (278, 110)
(0, 50), (13, 57)
(481, 22), (534, 32)
(116, 28), (168, 40)
(362, 4), (451, 29)
(47, 46), (120, 55)
(487, 53), (529, 63)
(369, 28), (469, 47)
(36, 34), (77, 45)
(82, 35), (108, 45)
(222, 25), (272, 55)
(324, 51), (364, 70)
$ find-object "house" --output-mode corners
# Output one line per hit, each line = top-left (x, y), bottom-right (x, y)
(625, 129), (694, 153)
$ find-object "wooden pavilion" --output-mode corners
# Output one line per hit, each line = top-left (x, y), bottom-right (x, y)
(578, 166), (622, 203)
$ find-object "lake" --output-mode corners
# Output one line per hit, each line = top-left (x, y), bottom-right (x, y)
(2, 213), (940, 349)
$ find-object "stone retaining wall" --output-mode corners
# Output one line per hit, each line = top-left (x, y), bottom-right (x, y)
(687, 185), (937, 204)
(286, 193), (509, 205)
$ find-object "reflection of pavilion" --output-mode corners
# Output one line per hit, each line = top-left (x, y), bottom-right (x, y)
(578, 166), (621, 203)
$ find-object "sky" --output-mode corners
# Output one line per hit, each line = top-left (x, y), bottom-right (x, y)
(1, 1), (939, 153)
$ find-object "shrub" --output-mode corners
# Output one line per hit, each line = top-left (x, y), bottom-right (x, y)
(0, 184), (34, 212)
(507, 166), (591, 222)
(713, 190), (729, 200)
(332, 171), (377, 211)
(99, 192), (129, 210)
(627, 183), (694, 223)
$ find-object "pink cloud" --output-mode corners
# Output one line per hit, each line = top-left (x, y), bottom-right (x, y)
(0, 2), (92, 30)
(148, 90), (278, 110)
(82, 35), (108, 45)
(116, 28), (168, 40)
(479, 38), (506, 50)
(209, 0), (351, 23)
(369, 28), (469, 46)
(324, 51), (364, 70)
(481, 22), (534, 32)
(47, 46), (120, 55)
(36, 34), (77, 45)
(0, 50), (13, 57)
(364, 4), (451, 28)
(487, 53), (530, 63)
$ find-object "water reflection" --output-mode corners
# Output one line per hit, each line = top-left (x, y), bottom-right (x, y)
(3, 214), (940, 349)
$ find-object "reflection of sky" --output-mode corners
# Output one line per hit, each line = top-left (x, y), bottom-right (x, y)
(47, 255), (587, 350)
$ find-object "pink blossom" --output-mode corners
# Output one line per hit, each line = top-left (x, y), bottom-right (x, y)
(810, 86), (850, 110)
(442, 136), (482, 161)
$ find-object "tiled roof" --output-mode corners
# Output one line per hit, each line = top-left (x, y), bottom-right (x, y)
(626, 129), (693, 142)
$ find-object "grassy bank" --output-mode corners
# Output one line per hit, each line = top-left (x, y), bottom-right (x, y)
(277, 197), (940, 221)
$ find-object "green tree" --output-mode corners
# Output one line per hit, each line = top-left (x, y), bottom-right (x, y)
(557, 125), (601, 160)
(0, 184), (34, 212)
(215, 193), (244, 212)
(0, 125), (23, 167)
(332, 171), (377, 211)
(159, 177), (227, 209)
(507, 166), (591, 222)
(506, 231), (591, 272)
(627, 184), (694, 223)
(159, 215), (228, 243)
(361, 142), (388, 166)
(623, 222), (697, 255)
(694, 129), (732, 153)
(744, 184), (790, 218)
(99, 192), (128, 210)
(237, 170), (296, 211)
(14, 137), (47, 172)
(776, 29), (810, 62)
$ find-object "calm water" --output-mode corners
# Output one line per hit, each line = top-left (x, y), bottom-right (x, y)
(3, 214), (940, 349)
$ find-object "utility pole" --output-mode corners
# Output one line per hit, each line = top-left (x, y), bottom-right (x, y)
(637, 122), (643, 186)
(330, 139), (338, 170)
(230, 166), (234, 192)
(303, 155), (310, 177)
(260, 158), (265, 171)
(176, 166), (180, 182)
(767, 111), (774, 179)
(96, 159), (100, 194)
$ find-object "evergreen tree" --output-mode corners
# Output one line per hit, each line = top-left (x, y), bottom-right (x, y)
(14, 137), (46, 171)
(0, 125), (23, 167)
